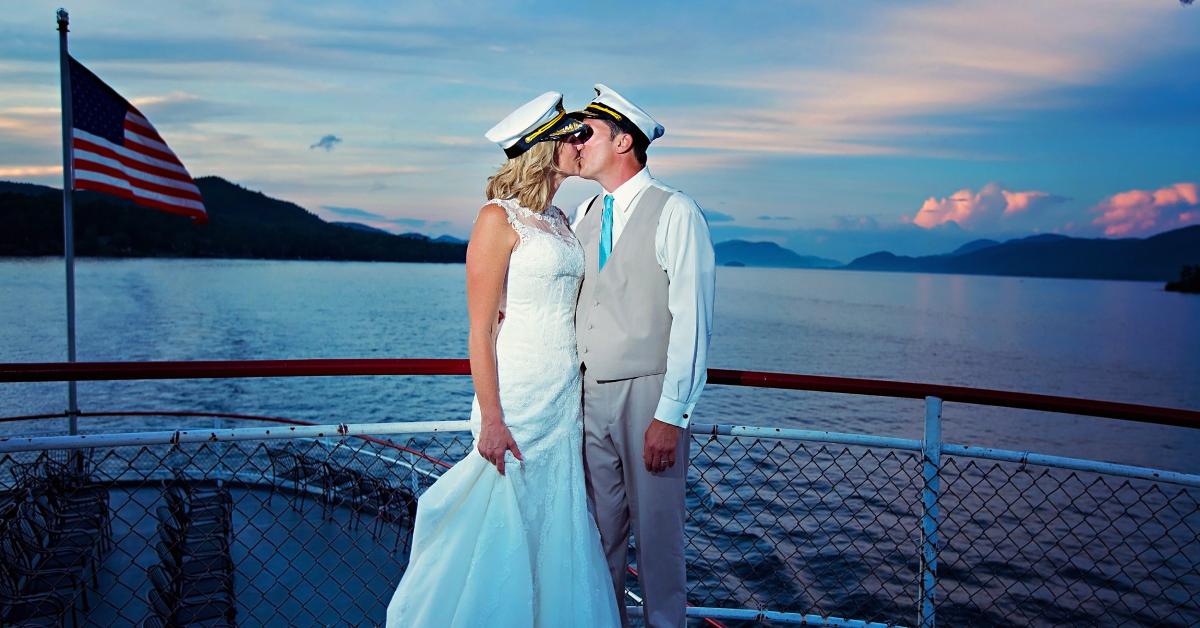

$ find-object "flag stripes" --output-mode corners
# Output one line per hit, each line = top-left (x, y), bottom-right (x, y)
(72, 150), (204, 203)
(68, 55), (207, 223)
(74, 130), (198, 190)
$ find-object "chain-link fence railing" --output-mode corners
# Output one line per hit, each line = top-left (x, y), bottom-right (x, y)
(1, 421), (1198, 627)
(687, 436), (923, 625)
(936, 457), (1200, 627)
(0, 434), (471, 627)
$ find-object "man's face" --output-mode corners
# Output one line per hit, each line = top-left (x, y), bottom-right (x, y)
(574, 118), (615, 181)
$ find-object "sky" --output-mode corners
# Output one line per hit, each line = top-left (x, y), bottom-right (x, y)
(1, 0), (1198, 262)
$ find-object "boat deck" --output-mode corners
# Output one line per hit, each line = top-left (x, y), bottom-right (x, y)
(72, 483), (409, 626)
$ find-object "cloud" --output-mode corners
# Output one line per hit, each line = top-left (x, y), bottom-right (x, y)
(310, 135), (342, 151)
(434, 136), (476, 147)
(0, 106), (60, 143)
(832, 215), (881, 231)
(130, 91), (201, 109)
(649, 151), (752, 175)
(128, 91), (245, 125)
(1001, 190), (1050, 215)
(321, 205), (384, 220)
(0, 165), (59, 177)
(668, 0), (1182, 159)
(339, 165), (428, 177)
(389, 217), (435, 227)
(319, 204), (452, 230)
(1090, 182), (1199, 237)
(691, 210), (798, 225)
(0, 1), (1192, 238)
(907, 183), (1066, 230)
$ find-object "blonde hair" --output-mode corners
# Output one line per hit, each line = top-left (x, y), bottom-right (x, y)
(485, 141), (566, 212)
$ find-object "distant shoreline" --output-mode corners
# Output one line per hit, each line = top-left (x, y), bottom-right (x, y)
(0, 254), (466, 265)
(5, 178), (1195, 281)
(0, 255), (1174, 284)
(0, 177), (468, 264)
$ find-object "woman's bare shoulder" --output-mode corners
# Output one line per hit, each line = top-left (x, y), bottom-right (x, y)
(476, 202), (509, 223)
(470, 202), (517, 246)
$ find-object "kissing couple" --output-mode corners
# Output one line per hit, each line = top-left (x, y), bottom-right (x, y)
(388, 84), (716, 628)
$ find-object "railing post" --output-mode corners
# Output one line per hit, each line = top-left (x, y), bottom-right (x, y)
(918, 395), (942, 628)
(408, 451), (419, 494)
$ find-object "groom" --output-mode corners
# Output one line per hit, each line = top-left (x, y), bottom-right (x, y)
(571, 84), (716, 628)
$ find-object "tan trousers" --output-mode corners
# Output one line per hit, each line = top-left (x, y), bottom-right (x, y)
(583, 370), (690, 628)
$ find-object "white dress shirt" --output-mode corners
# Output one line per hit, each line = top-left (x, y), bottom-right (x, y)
(573, 168), (716, 429)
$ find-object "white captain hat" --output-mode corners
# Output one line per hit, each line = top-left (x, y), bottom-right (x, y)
(570, 83), (665, 146)
(485, 91), (586, 159)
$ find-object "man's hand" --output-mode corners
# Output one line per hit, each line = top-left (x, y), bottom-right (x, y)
(478, 420), (523, 476)
(643, 420), (682, 473)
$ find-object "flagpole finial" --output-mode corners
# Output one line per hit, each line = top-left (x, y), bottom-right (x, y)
(57, 8), (69, 30)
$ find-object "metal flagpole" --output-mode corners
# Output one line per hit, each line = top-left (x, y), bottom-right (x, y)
(57, 8), (79, 436)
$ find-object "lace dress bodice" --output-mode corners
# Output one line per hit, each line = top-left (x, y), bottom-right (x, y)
(481, 198), (585, 454)
(493, 197), (584, 359)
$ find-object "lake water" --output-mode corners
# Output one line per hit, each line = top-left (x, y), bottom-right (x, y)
(3, 258), (1199, 625)
(1, 258), (1198, 472)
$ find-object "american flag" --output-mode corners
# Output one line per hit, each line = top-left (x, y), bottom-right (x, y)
(69, 55), (207, 223)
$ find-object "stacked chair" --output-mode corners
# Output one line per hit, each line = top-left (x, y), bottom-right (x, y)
(265, 446), (323, 510)
(266, 443), (419, 552)
(144, 480), (237, 627)
(266, 444), (367, 519)
(0, 452), (111, 627)
(319, 460), (361, 520)
(350, 475), (418, 553)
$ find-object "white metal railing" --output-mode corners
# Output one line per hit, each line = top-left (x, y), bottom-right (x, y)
(3, 398), (1199, 626)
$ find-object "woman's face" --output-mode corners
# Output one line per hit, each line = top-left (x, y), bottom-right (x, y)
(554, 140), (581, 177)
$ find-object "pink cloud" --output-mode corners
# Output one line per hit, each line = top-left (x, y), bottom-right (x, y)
(1090, 182), (1200, 237)
(1001, 190), (1047, 214)
(908, 183), (1060, 230)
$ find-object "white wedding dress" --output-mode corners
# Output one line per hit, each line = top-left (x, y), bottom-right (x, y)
(386, 199), (620, 627)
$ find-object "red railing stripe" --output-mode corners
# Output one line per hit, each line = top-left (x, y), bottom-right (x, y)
(0, 359), (1196, 429)
(0, 359), (470, 381)
(0, 412), (71, 423)
(706, 369), (1200, 429)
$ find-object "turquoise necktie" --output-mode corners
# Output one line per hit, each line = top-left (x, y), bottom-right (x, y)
(598, 194), (614, 270)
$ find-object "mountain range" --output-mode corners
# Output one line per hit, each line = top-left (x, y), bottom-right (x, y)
(843, 229), (1199, 281)
(2, 178), (1195, 282)
(714, 240), (841, 268)
(0, 177), (466, 263)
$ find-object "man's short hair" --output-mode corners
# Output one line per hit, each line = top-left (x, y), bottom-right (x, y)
(600, 119), (648, 166)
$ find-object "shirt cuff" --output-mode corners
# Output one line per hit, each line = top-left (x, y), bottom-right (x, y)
(654, 396), (695, 429)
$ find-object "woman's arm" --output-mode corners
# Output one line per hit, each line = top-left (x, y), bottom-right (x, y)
(466, 203), (523, 475)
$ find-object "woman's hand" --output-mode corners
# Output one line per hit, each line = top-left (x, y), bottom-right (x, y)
(477, 419), (524, 476)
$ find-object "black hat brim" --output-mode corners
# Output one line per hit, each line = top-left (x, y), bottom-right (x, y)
(503, 114), (584, 158)
(568, 107), (650, 146)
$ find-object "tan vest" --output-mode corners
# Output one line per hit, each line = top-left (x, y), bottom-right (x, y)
(575, 186), (673, 381)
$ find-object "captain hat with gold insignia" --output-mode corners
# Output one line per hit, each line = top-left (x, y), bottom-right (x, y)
(570, 83), (665, 146)
(485, 91), (586, 159)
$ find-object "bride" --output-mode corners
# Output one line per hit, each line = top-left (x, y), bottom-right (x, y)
(386, 93), (620, 627)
